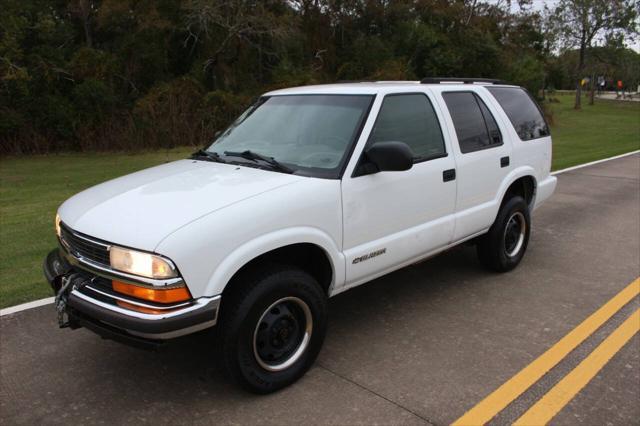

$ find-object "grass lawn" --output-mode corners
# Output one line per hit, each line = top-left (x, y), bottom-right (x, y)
(1, 95), (638, 308)
(0, 148), (192, 308)
(548, 93), (639, 170)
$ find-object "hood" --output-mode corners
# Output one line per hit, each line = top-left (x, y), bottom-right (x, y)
(59, 159), (303, 251)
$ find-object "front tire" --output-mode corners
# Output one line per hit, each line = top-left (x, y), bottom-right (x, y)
(219, 265), (327, 394)
(477, 195), (531, 272)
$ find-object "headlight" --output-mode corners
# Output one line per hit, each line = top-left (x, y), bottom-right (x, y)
(55, 214), (61, 237)
(109, 246), (178, 279)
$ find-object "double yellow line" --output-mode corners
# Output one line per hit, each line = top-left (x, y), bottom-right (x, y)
(453, 278), (640, 426)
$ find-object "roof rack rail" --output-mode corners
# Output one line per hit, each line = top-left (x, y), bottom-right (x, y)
(420, 77), (505, 85)
(334, 80), (375, 84)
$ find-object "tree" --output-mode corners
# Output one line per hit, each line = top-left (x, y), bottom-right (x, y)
(184, 0), (293, 89)
(3, 0), (637, 154)
(549, 0), (637, 109)
(69, 0), (98, 48)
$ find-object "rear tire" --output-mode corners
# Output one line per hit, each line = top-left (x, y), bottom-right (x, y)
(218, 264), (327, 394)
(477, 196), (530, 272)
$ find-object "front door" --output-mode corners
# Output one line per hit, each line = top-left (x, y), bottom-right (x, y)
(341, 91), (457, 287)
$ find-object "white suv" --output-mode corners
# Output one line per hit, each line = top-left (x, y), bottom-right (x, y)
(44, 78), (556, 393)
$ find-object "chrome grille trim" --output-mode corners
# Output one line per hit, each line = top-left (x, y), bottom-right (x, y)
(71, 289), (220, 321)
(58, 222), (184, 288)
(59, 223), (111, 265)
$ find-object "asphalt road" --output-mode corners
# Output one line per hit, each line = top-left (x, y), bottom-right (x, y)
(1, 154), (639, 425)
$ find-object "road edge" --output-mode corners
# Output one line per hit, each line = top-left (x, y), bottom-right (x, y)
(552, 150), (639, 176)
(1, 297), (55, 316)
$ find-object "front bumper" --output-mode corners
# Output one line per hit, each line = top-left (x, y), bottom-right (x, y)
(44, 248), (220, 345)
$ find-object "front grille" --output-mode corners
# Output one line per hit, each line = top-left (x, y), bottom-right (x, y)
(60, 223), (111, 265)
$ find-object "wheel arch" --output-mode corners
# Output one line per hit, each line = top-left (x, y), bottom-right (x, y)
(205, 227), (344, 298)
(498, 168), (537, 211)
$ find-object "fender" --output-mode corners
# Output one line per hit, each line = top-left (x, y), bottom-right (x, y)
(204, 227), (345, 297)
(453, 165), (538, 240)
(495, 166), (538, 210)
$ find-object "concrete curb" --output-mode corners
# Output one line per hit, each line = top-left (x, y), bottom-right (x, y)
(552, 150), (639, 176)
(1, 297), (55, 317)
(2, 150), (638, 317)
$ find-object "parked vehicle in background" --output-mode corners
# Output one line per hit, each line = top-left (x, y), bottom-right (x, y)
(44, 78), (556, 393)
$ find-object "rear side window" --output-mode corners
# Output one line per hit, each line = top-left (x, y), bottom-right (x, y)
(487, 87), (549, 141)
(369, 93), (446, 161)
(443, 92), (503, 153)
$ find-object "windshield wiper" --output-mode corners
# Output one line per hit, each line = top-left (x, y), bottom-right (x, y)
(191, 149), (227, 163)
(223, 150), (294, 174)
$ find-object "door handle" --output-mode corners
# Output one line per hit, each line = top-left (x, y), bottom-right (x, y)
(442, 169), (456, 182)
(500, 156), (510, 168)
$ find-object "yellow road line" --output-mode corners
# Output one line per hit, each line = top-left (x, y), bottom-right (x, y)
(514, 308), (640, 426)
(452, 278), (640, 426)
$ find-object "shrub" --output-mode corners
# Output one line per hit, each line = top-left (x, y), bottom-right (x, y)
(69, 48), (119, 82)
(202, 90), (253, 133)
(72, 79), (117, 126)
(133, 77), (210, 150)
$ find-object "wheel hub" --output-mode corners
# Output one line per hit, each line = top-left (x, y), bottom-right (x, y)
(253, 297), (313, 371)
(504, 211), (526, 257)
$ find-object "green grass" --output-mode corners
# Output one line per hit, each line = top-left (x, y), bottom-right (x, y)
(548, 94), (639, 170)
(1, 95), (639, 308)
(0, 148), (192, 308)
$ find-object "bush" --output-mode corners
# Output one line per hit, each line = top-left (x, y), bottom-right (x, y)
(72, 79), (117, 126)
(69, 48), (119, 81)
(202, 90), (253, 132)
(132, 78), (206, 149)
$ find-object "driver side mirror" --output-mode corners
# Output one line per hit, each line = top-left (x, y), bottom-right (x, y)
(359, 141), (414, 175)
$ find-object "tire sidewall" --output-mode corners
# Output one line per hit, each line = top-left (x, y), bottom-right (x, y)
(222, 268), (327, 393)
(493, 196), (531, 270)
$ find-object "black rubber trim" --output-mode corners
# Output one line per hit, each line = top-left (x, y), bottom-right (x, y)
(43, 251), (57, 286)
(66, 292), (218, 334)
(68, 309), (165, 351)
(443, 168), (456, 182)
(340, 94), (376, 179)
(43, 248), (72, 289)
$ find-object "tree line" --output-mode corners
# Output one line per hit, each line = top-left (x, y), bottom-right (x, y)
(1, 0), (638, 154)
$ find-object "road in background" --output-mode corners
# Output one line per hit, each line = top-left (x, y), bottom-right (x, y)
(1, 154), (638, 425)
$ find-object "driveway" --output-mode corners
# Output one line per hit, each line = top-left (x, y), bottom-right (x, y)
(1, 154), (639, 425)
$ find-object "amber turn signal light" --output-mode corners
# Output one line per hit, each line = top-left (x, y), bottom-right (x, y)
(112, 280), (191, 304)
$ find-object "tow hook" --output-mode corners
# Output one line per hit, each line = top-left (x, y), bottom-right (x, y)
(55, 273), (91, 328)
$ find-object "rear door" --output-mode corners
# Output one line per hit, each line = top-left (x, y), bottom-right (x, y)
(439, 89), (513, 240)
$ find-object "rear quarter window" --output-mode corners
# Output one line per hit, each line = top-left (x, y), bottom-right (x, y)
(486, 87), (550, 141)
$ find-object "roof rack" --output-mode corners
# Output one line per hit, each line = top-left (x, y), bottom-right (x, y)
(420, 77), (505, 85)
(333, 80), (418, 84)
(334, 80), (375, 83)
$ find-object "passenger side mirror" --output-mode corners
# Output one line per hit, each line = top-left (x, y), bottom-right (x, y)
(363, 141), (414, 174)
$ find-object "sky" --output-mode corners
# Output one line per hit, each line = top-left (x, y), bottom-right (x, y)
(488, 0), (640, 52)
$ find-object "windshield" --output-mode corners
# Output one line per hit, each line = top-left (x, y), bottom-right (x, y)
(206, 94), (373, 178)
